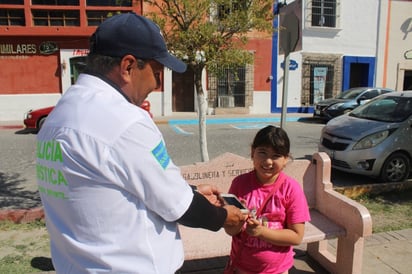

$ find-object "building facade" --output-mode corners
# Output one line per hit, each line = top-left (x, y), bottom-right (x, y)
(0, 1), (143, 121)
(271, 0), (412, 114)
(1, 0), (411, 121)
(0, 0), (272, 120)
(375, 0), (412, 91)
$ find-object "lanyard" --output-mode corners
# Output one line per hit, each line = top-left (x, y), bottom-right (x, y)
(255, 172), (286, 217)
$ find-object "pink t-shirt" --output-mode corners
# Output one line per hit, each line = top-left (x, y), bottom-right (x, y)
(228, 170), (311, 273)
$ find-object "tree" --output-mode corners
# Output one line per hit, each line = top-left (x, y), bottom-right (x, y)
(144, 0), (274, 161)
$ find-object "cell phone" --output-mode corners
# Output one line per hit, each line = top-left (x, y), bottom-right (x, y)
(220, 194), (249, 214)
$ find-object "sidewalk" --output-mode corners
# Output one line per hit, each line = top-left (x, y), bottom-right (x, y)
(295, 228), (412, 274)
(23, 228), (412, 273)
(179, 228), (412, 273)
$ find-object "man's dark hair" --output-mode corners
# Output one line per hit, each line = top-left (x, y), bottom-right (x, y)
(85, 54), (122, 75)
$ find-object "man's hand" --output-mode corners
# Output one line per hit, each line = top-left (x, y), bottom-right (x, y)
(196, 184), (224, 206)
(223, 205), (247, 227)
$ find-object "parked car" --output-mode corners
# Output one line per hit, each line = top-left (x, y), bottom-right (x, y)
(23, 106), (54, 131)
(24, 100), (153, 131)
(319, 91), (412, 182)
(313, 87), (395, 121)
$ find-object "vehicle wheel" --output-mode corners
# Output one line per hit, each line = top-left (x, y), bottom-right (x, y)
(38, 117), (47, 131)
(380, 152), (411, 182)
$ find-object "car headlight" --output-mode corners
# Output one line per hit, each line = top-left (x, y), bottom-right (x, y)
(327, 103), (344, 110)
(353, 130), (389, 150)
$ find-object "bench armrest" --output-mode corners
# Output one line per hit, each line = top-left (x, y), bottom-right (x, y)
(312, 152), (372, 238)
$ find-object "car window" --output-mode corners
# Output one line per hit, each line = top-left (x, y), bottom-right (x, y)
(381, 89), (392, 95)
(350, 96), (412, 122)
(336, 88), (365, 99)
(362, 90), (378, 99)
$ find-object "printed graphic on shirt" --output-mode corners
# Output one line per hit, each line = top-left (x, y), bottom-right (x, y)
(151, 140), (170, 169)
(36, 140), (68, 200)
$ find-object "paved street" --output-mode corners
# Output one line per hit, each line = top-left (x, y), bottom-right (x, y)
(159, 117), (324, 166)
(1, 115), (410, 209)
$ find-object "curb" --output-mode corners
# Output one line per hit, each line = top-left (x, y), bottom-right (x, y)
(334, 180), (412, 198)
(0, 207), (44, 223)
(0, 125), (24, 130)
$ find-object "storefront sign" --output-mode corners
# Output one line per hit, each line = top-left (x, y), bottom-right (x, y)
(39, 41), (59, 55)
(0, 43), (37, 54)
(313, 67), (328, 103)
(0, 41), (59, 56)
(72, 49), (89, 56)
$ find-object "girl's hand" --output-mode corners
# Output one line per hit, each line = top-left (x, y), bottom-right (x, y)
(245, 217), (263, 237)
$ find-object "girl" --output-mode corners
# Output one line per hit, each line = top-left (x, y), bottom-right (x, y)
(224, 125), (311, 274)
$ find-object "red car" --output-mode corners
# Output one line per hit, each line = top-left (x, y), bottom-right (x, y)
(24, 100), (153, 131)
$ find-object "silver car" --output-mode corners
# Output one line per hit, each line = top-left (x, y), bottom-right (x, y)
(319, 91), (412, 182)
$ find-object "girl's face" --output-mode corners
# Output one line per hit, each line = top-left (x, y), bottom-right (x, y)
(251, 146), (289, 185)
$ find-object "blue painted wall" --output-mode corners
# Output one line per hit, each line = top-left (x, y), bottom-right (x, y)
(342, 56), (376, 91)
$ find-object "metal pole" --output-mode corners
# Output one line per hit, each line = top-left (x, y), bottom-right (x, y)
(280, 33), (290, 129)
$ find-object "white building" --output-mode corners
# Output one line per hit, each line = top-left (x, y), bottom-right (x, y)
(0, 0), (410, 121)
(269, 0), (412, 114)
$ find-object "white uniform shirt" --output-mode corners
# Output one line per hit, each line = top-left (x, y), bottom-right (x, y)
(36, 74), (193, 273)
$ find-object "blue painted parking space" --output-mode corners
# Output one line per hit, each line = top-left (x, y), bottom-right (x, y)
(167, 116), (304, 135)
(171, 125), (194, 135)
(230, 123), (272, 129)
(168, 116), (300, 126)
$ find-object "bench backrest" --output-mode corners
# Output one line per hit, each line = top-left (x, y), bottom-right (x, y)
(180, 152), (317, 208)
(284, 158), (316, 208)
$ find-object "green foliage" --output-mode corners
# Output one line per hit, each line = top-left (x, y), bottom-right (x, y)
(0, 220), (51, 273)
(144, 0), (274, 72)
(354, 187), (412, 233)
(144, 0), (274, 161)
(0, 219), (46, 231)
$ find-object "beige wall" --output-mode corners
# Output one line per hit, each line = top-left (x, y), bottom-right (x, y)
(376, 0), (412, 90)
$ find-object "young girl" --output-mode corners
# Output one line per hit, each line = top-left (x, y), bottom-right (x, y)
(224, 125), (310, 274)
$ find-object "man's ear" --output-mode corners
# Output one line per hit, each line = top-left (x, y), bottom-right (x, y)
(120, 55), (135, 76)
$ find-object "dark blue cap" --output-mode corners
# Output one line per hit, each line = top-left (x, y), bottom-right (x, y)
(90, 12), (187, 73)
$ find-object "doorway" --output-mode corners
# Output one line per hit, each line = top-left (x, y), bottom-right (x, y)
(70, 56), (87, 84)
(342, 56), (375, 91)
(403, 70), (412, 90)
(349, 63), (369, 87)
(172, 66), (195, 112)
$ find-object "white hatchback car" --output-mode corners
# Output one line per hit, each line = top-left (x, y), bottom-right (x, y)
(319, 91), (412, 182)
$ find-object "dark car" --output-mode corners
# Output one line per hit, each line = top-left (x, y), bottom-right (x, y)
(24, 100), (153, 131)
(313, 87), (395, 121)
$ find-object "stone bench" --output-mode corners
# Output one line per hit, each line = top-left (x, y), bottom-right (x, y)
(178, 152), (372, 274)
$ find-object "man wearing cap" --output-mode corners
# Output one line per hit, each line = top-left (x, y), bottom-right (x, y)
(36, 13), (246, 273)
